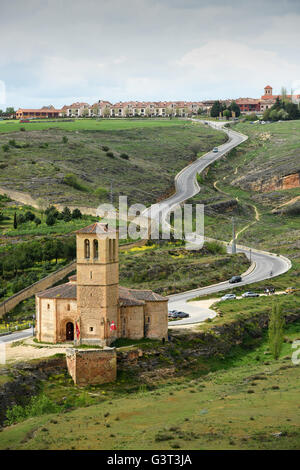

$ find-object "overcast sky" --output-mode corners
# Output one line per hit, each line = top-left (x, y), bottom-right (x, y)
(1, 0), (300, 108)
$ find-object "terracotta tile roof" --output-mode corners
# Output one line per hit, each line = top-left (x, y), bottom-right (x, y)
(125, 288), (167, 302)
(37, 282), (77, 299)
(75, 222), (117, 235)
(264, 85), (272, 89)
(16, 108), (62, 113)
(37, 279), (167, 306)
(236, 98), (260, 104)
(119, 286), (145, 306)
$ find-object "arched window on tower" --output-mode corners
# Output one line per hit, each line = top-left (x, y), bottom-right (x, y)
(84, 239), (90, 259)
(93, 239), (99, 259)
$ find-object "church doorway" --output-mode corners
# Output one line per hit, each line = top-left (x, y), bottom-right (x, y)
(66, 322), (74, 341)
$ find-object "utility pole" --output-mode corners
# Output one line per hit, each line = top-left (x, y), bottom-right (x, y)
(110, 181), (113, 205)
(232, 217), (236, 254)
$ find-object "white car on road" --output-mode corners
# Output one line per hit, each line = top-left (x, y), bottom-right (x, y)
(242, 291), (259, 298)
(221, 293), (236, 301)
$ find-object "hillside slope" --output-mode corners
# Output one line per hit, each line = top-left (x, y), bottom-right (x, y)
(0, 120), (226, 207)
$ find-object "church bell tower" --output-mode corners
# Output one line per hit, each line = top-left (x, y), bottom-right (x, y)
(75, 223), (119, 346)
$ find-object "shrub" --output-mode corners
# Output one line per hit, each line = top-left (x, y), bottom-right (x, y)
(204, 240), (226, 255)
(34, 217), (41, 226)
(63, 173), (88, 192)
(62, 136), (68, 144)
(16, 214), (26, 225)
(102, 145), (109, 151)
(120, 153), (129, 160)
(20, 127), (25, 131)
(24, 211), (35, 222)
(106, 151), (114, 158)
(8, 139), (16, 147)
(5, 395), (60, 425)
(2, 144), (9, 152)
(94, 187), (108, 199)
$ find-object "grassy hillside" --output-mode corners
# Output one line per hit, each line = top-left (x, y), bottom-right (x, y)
(0, 318), (299, 450)
(0, 119), (226, 207)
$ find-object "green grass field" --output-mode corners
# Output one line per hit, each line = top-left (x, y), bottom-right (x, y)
(0, 319), (299, 450)
(0, 119), (226, 208)
(0, 118), (189, 134)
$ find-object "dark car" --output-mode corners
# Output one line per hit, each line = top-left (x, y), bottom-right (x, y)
(229, 275), (242, 284)
(175, 312), (189, 318)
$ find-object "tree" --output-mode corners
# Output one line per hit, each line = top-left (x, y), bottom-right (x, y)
(285, 102), (300, 120)
(269, 109), (279, 121)
(268, 303), (285, 360)
(103, 107), (110, 118)
(6, 107), (15, 115)
(223, 109), (231, 120)
(62, 206), (72, 222)
(210, 101), (222, 117)
(71, 208), (82, 219)
(228, 101), (240, 117)
(13, 212), (17, 229)
(190, 142), (202, 157)
(262, 108), (271, 121)
(46, 213), (56, 226)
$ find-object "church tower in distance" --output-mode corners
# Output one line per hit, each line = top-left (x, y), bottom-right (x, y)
(75, 223), (119, 346)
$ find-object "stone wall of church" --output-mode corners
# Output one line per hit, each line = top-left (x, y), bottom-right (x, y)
(36, 297), (57, 343)
(56, 299), (78, 342)
(144, 301), (168, 341)
(66, 347), (117, 385)
(119, 305), (144, 339)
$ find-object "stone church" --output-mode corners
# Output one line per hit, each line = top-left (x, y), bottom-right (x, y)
(35, 223), (168, 346)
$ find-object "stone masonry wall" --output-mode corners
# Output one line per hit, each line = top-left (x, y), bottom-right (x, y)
(66, 348), (117, 386)
(0, 261), (76, 318)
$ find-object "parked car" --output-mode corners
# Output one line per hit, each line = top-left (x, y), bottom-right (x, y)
(221, 293), (236, 301)
(229, 275), (242, 284)
(175, 312), (189, 318)
(213, 147), (218, 152)
(285, 287), (298, 294)
(242, 291), (259, 298)
(168, 310), (178, 318)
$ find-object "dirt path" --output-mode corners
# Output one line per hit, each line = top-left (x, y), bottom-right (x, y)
(0, 186), (98, 216)
(5, 338), (69, 363)
(276, 195), (300, 209)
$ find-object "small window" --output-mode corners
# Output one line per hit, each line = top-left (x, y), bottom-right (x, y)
(90, 271), (93, 279)
(147, 316), (150, 323)
(90, 327), (94, 332)
(47, 304), (50, 310)
(67, 304), (70, 311)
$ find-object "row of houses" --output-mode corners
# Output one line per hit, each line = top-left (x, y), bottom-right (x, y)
(61, 100), (206, 118)
(14, 86), (300, 120)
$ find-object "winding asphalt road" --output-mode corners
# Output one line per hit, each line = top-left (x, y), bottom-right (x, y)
(146, 120), (291, 325)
